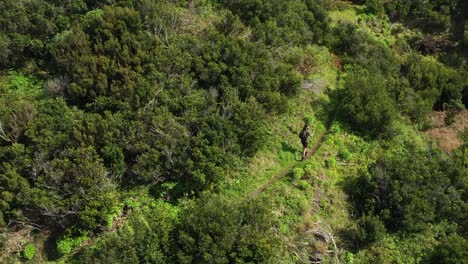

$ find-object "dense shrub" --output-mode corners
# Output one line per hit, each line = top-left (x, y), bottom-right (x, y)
(176, 194), (286, 263)
(223, 0), (330, 46)
(354, 214), (387, 246)
(401, 54), (465, 111)
(427, 233), (468, 264)
(340, 65), (397, 137)
(346, 143), (466, 233)
(0, 0), (466, 262)
(383, 0), (457, 33)
(73, 201), (177, 263)
(364, 0), (384, 16)
(0, 0), (315, 233)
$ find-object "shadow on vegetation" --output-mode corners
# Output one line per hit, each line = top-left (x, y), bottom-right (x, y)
(43, 231), (62, 261)
(281, 141), (297, 155)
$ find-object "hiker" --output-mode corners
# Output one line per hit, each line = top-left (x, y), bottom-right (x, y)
(299, 124), (310, 161)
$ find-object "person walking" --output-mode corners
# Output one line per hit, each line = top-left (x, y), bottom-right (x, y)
(299, 124), (310, 161)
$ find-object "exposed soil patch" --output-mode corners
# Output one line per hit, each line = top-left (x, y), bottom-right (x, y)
(0, 227), (33, 262)
(425, 110), (468, 153)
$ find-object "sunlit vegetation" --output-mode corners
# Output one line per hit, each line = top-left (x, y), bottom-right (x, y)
(0, 0), (466, 263)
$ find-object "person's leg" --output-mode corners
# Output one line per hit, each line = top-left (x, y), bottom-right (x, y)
(302, 140), (309, 160)
(302, 140), (308, 160)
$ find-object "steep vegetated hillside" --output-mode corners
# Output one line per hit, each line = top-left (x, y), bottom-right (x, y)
(0, 0), (466, 263)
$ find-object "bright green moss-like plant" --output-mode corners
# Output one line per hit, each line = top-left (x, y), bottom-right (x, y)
(23, 243), (36, 260)
(57, 234), (88, 256)
(57, 238), (73, 255)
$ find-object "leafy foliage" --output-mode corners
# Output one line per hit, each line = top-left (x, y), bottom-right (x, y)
(427, 233), (468, 264)
(223, 0), (330, 46)
(22, 243), (36, 260)
(74, 201), (177, 263)
(176, 194), (286, 263)
(346, 143), (466, 233)
(22, 145), (119, 229)
(401, 54), (465, 111)
(354, 214), (386, 247)
(57, 235), (88, 256)
(0, 0), (466, 262)
(383, 0), (459, 33)
(340, 65), (397, 137)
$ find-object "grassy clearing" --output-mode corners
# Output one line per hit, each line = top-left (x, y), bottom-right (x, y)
(219, 93), (329, 201)
(252, 118), (383, 263)
(226, 5), (465, 264)
(329, 6), (363, 26)
(329, 4), (421, 49)
(221, 45), (338, 199)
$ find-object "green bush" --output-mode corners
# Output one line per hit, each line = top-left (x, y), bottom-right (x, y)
(338, 148), (352, 161)
(22, 243), (36, 260)
(364, 0), (384, 16)
(1, 71), (44, 99)
(304, 113), (317, 126)
(57, 235), (88, 256)
(401, 54), (464, 112)
(329, 123), (342, 134)
(458, 128), (468, 143)
(383, 0), (454, 33)
(21, 145), (120, 230)
(354, 214), (386, 246)
(106, 204), (124, 227)
(57, 238), (73, 255)
(325, 158), (336, 168)
(346, 143), (466, 233)
(304, 163), (318, 175)
(223, 0), (329, 46)
(105, 213), (117, 228)
(176, 194), (287, 263)
(123, 198), (141, 209)
(340, 65), (397, 137)
(341, 251), (354, 264)
(293, 167), (305, 180)
(76, 201), (177, 264)
(427, 233), (468, 264)
(297, 180), (311, 190)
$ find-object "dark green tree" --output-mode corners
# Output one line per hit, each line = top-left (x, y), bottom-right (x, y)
(73, 203), (177, 264)
(347, 143), (466, 233)
(427, 234), (468, 264)
(340, 65), (397, 137)
(22, 146), (119, 229)
(177, 194), (286, 263)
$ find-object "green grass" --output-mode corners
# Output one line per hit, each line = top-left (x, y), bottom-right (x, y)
(330, 5), (422, 49)
(0, 71), (44, 99)
(220, 45), (336, 198)
(47, 10), (440, 262)
(217, 7), (461, 264)
(329, 6), (363, 26)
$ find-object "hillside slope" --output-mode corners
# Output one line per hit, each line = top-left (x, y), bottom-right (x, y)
(0, 0), (466, 263)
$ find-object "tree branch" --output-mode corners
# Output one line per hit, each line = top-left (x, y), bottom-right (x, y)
(0, 120), (11, 142)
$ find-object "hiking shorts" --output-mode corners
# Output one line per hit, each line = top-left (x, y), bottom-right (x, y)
(301, 140), (308, 148)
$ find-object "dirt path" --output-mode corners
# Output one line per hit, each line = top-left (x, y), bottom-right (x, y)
(249, 126), (330, 198)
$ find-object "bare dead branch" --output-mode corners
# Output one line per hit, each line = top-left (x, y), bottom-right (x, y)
(143, 88), (163, 112)
(0, 120), (12, 142)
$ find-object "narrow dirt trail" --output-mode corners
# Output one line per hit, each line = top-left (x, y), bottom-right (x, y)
(249, 124), (331, 198)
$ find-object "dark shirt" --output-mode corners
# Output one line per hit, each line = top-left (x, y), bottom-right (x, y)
(301, 129), (310, 143)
